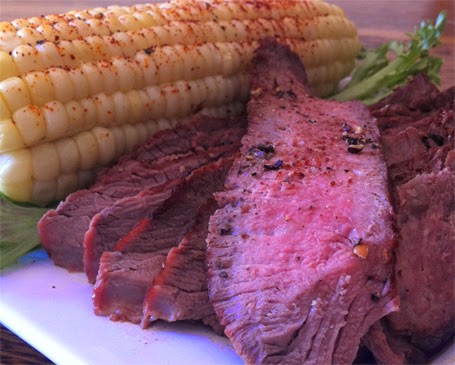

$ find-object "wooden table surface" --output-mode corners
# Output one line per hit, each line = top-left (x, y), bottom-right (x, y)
(0, 1), (453, 364)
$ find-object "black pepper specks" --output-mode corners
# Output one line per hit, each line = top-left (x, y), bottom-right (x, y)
(220, 226), (233, 235)
(347, 144), (365, 154)
(430, 134), (444, 146)
(286, 89), (297, 99)
(246, 143), (275, 161)
(342, 123), (353, 133)
(344, 136), (364, 153)
(343, 136), (362, 145)
(421, 136), (431, 149)
(274, 87), (285, 98)
(370, 294), (380, 302)
(219, 271), (228, 279)
(257, 144), (275, 153)
(342, 123), (373, 154)
(264, 160), (283, 170)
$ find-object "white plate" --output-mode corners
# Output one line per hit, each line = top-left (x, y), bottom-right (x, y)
(0, 249), (242, 365)
(1, 249), (453, 365)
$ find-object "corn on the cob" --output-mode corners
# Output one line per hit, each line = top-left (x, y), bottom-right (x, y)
(0, 0), (361, 204)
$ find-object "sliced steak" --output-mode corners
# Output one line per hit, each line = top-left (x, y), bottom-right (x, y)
(38, 153), (207, 272)
(389, 170), (454, 350)
(116, 115), (244, 164)
(142, 199), (223, 334)
(206, 39), (397, 365)
(362, 321), (412, 364)
(370, 73), (452, 121)
(366, 173), (454, 364)
(93, 250), (168, 324)
(38, 115), (246, 271)
(366, 77), (455, 362)
(91, 158), (235, 323)
(374, 83), (454, 185)
(85, 156), (235, 283)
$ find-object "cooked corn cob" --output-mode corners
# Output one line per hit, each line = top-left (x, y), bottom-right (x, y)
(0, 0), (361, 204)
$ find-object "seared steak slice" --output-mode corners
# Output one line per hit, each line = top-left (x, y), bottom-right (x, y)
(38, 153), (206, 272)
(369, 74), (440, 122)
(85, 156), (235, 283)
(207, 39), (397, 365)
(38, 115), (246, 271)
(115, 115), (244, 164)
(142, 199), (223, 334)
(366, 171), (454, 364)
(38, 190), (114, 272)
(95, 128), (245, 186)
(389, 170), (454, 350)
(369, 73), (454, 140)
(374, 84), (454, 186)
(366, 77), (455, 362)
(370, 73), (452, 121)
(93, 250), (168, 324)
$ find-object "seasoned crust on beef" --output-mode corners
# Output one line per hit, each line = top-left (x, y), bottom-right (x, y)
(207, 39), (397, 365)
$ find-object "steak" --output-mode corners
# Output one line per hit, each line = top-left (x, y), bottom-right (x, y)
(365, 76), (455, 363)
(206, 39), (397, 365)
(142, 199), (223, 334)
(370, 73), (452, 124)
(93, 250), (169, 324)
(371, 74), (454, 185)
(91, 158), (235, 323)
(38, 115), (246, 272)
(84, 156), (236, 283)
(391, 171), (454, 346)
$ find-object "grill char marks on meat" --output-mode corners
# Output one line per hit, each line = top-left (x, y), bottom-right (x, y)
(206, 39), (397, 365)
(93, 250), (169, 324)
(141, 198), (223, 334)
(85, 156), (236, 284)
(366, 75), (454, 363)
(38, 115), (246, 272)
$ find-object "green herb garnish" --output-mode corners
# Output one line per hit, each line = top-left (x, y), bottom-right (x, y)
(331, 11), (447, 105)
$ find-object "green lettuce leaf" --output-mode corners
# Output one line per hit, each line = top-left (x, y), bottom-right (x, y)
(0, 196), (49, 269)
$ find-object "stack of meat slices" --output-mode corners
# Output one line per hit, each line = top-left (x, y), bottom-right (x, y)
(141, 197), (224, 334)
(38, 113), (246, 328)
(365, 75), (454, 363)
(38, 38), (454, 364)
